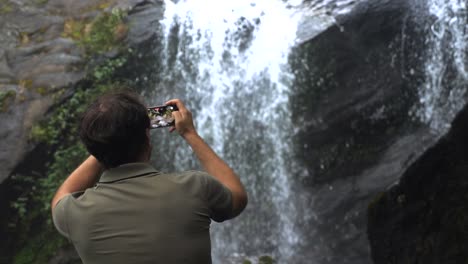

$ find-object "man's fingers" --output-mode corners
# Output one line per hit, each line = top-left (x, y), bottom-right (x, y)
(165, 99), (185, 111)
(171, 110), (182, 120)
(164, 98), (195, 136)
(170, 110), (182, 133)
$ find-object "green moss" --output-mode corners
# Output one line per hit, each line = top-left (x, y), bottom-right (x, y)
(36, 87), (47, 95)
(93, 56), (128, 81)
(34, 0), (48, 5)
(29, 125), (47, 143)
(0, 0), (13, 14)
(18, 32), (31, 46)
(18, 79), (33, 89)
(258, 256), (275, 264)
(62, 19), (89, 42)
(0, 90), (16, 112)
(82, 8), (127, 54)
(63, 8), (127, 55)
(79, 0), (113, 13)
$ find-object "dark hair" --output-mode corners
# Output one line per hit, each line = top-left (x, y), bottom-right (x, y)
(79, 90), (150, 168)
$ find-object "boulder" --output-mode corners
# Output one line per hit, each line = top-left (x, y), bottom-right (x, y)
(287, 0), (453, 263)
(368, 103), (468, 264)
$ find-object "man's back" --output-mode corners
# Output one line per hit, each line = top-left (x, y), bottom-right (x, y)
(53, 163), (232, 264)
(51, 95), (247, 264)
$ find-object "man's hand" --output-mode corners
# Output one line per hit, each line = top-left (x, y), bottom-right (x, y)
(165, 99), (197, 137)
(165, 98), (248, 217)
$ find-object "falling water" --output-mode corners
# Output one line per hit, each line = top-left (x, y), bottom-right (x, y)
(144, 0), (317, 262)
(157, 0), (304, 262)
(141, 0), (468, 263)
(145, 0), (363, 262)
(413, 0), (468, 132)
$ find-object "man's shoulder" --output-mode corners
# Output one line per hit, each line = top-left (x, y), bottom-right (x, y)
(52, 191), (85, 238)
(162, 170), (209, 182)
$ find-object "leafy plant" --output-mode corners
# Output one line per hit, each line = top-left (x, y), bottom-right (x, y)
(93, 56), (128, 81)
(82, 8), (128, 54)
(12, 80), (122, 262)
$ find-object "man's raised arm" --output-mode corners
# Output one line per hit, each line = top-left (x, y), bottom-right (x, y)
(166, 99), (248, 217)
(51, 156), (103, 210)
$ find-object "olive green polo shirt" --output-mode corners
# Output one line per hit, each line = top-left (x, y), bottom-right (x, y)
(52, 163), (233, 264)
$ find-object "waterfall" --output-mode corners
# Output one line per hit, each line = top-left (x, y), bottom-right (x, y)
(145, 0), (308, 262)
(146, 0), (362, 262)
(141, 0), (468, 263)
(413, 0), (468, 133)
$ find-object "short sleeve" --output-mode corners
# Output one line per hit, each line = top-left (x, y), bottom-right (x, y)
(52, 194), (71, 238)
(201, 173), (233, 222)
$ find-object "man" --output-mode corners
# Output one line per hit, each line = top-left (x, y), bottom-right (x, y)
(51, 91), (248, 264)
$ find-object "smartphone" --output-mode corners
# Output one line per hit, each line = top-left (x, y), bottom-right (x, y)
(147, 105), (178, 129)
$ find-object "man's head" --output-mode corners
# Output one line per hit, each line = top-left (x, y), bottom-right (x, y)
(79, 90), (151, 168)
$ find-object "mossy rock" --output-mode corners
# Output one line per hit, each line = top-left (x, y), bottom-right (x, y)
(0, 0), (14, 14)
(0, 90), (16, 112)
(62, 8), (128, 55)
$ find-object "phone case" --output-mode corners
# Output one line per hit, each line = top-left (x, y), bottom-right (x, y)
(147, 105), (178, 129)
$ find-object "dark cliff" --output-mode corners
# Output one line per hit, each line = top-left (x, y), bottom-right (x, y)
(368, 103), (468, 264)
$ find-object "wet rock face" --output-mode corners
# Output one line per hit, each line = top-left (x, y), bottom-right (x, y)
(290, 0), (428, 183)
(0, 0), (164, 183)
(288, 0), (439, 263)
(368, 104), (468, 264)
(0, 7), (79, 182)
(0, 1), (164, 263)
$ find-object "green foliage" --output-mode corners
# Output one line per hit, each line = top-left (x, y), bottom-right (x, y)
(39, 144), (88, 214)
(0, 90), (16, 111)
(34, 0), (48, 5)
(258, 256), (275, 264)
(82, 8), (127, 54)
(13, 226), (66, 264)
(7, 5), (133, 263)
(93, 56), (128, 82)
(10, 195), (30, 219)
(30, 83), (111, 145)
(8, 173), (67, 264)
(242, 256), (276, 264)
(12, 81), (120, 261)
(13, 54), (128, 262)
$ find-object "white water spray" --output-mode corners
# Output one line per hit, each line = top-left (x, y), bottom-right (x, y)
(160, 0), (303, 262)
(414, 0), (468, 132)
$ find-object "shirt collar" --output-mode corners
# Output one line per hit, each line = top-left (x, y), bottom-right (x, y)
(99, 162), (159, 183)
